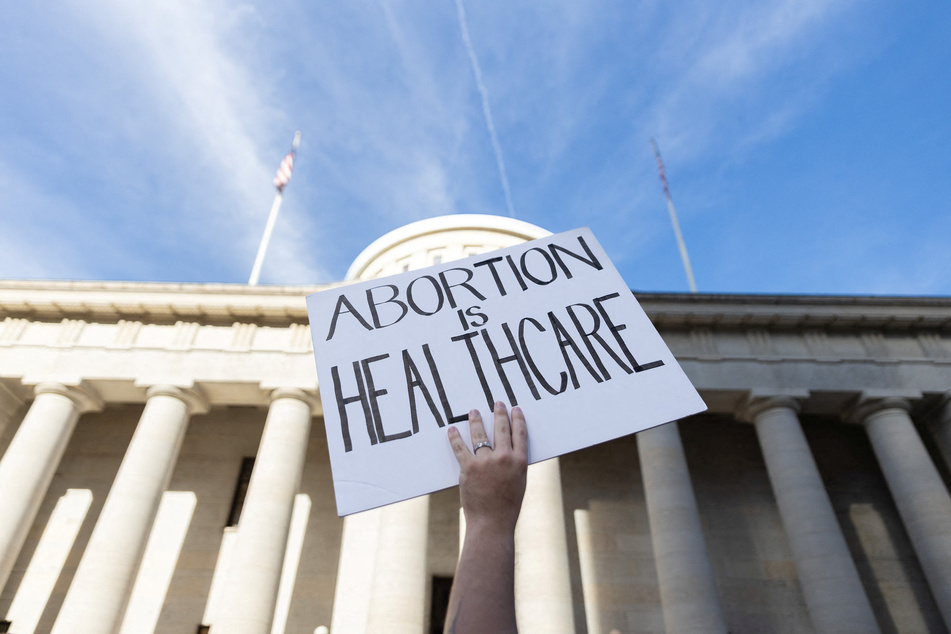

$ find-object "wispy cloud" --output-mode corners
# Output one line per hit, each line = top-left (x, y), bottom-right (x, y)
(453, 0), (516, 218)
(47, 0), (328, 282)
(644, 0), (856, 159)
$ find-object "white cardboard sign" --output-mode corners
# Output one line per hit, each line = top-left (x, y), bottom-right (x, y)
(307, 228), (705, 515)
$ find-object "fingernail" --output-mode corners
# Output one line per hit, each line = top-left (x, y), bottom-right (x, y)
(495, 401), (505, 410)
(469, 409), (479, 418)
(512, 406), (522, 414)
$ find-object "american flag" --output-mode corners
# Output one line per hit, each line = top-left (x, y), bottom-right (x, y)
(273, 150), (295, 192)
(650, 138), (672, 200)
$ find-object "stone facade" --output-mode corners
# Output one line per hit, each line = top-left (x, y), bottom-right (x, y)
(1, 215), (950, 633)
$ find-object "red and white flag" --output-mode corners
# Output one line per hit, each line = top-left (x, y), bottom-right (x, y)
(273, 150), (295, 191)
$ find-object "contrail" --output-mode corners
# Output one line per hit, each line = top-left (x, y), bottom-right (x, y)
(454, 0), (516, 218)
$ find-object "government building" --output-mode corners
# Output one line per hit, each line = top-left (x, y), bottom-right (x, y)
(1, 214), (950, 634)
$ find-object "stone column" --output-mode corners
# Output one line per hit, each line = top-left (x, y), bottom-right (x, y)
(365, 496), (431, 633)
(211, 388), (314, 634)
(514, 458), (575, 634)
(329, 509), (383, 633)
(0, 382), (101, 594)
(853, 397), (951, 629)
(744, 397), (879, 633)
(51, 385), (205, 634)
(638, 421), (726, 634)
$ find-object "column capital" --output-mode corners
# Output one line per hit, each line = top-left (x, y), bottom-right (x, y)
(269, 387), (319, 413)
(145, 384), (209, 415)
(845, 394), (912, 426)
(736, 391), (806, 423)
(33, 381), (103, 414)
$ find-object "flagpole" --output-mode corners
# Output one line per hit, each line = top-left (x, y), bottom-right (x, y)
(249, 132), (301, 286)
(249, 191), (284, 286)
(650, 138), (698, 293)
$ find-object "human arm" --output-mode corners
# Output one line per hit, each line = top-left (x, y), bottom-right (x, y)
(444, 402), (528, 634)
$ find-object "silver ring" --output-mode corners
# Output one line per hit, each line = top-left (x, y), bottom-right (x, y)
(473, 441), (492, 453)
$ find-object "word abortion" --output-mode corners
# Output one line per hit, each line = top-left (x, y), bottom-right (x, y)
(325, 235), (605, 341)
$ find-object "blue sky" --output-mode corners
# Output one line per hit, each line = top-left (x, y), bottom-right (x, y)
(1, 1), (948, 295)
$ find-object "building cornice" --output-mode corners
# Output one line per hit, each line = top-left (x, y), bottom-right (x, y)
(2, 280), (950, 332)
(0, 279), (341, 326)
(637, 292), (951, 332)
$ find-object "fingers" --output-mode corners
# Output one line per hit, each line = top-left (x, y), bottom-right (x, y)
(468, 408), (489, 449)
(510, 405), (528, 458)
(449, 403), (527, 467)
(493, 401), (512, 450)
(447, 426), (471, 467)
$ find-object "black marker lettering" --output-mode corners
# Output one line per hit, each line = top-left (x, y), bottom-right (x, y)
(362, 354), (411, 443)
(406, 275), (444, 316)
(331, 361), (377, 452)
(450, 331), (494, 410)
(520, 247), (558, 285)
(549, 235), (603, 278)
(473, 256), (508, 296)
(439, 267), (488, 309)
(402, 348), (443, 432)
(549, 311), (603, 387)
(593, 293), (665, 372)
(505, 255), (528, 291)
(480, 322), (541, 405)
(465, 306), (489, 328)
(366, 285), (408, 329)
(326, 294), (373, 341)
(518, 317), (568, 395)
(566, 302), (633, 380)
(423, 344), (468, 424)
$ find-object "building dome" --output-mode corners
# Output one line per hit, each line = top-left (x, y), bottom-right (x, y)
(345, 214), (551, 281)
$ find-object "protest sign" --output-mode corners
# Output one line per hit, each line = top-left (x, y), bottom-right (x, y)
(307, 227), (706, 515)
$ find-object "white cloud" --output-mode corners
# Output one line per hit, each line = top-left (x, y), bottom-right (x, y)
(454, 0), (516, 218)
(645, 0), (857, 159)
(693, 0), (838, 85)
(61, 0), (326, 281)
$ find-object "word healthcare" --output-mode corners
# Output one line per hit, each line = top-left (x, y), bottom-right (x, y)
(307, 228), (706, 515)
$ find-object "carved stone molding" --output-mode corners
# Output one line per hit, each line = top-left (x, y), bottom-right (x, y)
(269, 387), (320, 415)
(737, 391), (808, 423)
(32, 381), (104, 414)
(845, 394), (914, 426)
(144, 384), (210, 415)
